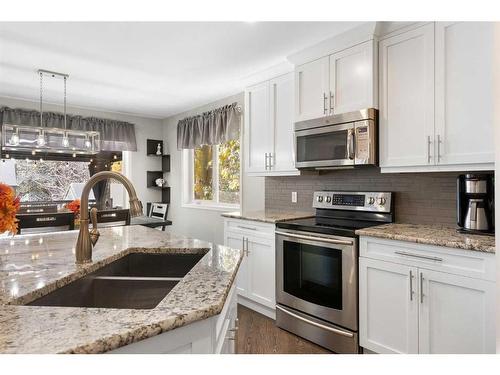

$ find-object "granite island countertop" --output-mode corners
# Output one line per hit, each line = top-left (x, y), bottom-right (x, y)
(221, 210), (314, 224)
(0, 225), (243, 353)
(356, 223), (495, 253)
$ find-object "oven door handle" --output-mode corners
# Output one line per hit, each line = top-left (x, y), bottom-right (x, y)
(275, 230), (353, 246)
(276, 305), (354, 338)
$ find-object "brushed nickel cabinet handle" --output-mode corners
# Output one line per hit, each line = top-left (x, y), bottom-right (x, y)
(329, 91), (334, 113)
(427, 135), (432, 164)
(245, 238), (250, 255)
(395, 251), (443, 262)
(437, 134), (442, 163)
(420, 272), (424, 304)
(409, 270), (414, 301)
(264, 152), (269, 170)
(237, 225), (257, 231)
(323, 93), (328, 115)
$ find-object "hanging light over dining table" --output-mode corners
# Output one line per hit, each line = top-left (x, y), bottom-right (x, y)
(1, 69), (100, 159)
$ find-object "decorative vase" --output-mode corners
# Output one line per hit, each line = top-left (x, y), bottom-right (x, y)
(156, 143), (162, 155)
(155, 178), (165, 187)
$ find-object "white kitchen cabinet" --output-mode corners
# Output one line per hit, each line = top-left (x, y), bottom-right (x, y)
(380, 22), (495, 172)
(270, 73), (296, 173)
(244, 72), (299, 176)
(244, 81), (271, 174)
(110, 286), (237, 354)
(246, 235), (275, 308)
(295, 41), (377, 122)
(359, 236), (496, 354)
(295, 56), (330, 122)
(379, 23), (435, 169)
(434, 22), (495, 167)
(225, 232), (248, 296)
(418, 269), (495, 354)
(223, 218), (276, 319)
(329, 41), (377, 114)
(359, 257), (418, 354)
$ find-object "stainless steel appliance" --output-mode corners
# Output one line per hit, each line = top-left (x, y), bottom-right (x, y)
(294, 108), (377, 170)
(457, 174), (494, 234)
(275, 191), (393, 353)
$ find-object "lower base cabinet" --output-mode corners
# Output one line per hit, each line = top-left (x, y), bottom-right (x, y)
(359, 236), (495, 354)
(109, 286), (237, 354)
(224, 218), (276, 319)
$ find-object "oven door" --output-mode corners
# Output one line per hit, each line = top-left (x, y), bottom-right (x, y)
(275, 229), (358, 331)
(294, 123), (355, 169)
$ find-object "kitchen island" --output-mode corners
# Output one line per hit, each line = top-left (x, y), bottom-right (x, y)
(0, 226), (243, 353)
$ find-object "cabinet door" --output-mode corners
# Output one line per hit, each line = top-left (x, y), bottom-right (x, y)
(435, 22), (495, 166)
(379, 23), (435, 168)
(246, 235), (275, 309)
(295, 56), (329, 122)
(225, 232), (248, 297)
(270, 72), (297, 173)
(359, 257), (418, 354)
(244, 81), (272, 173)
(330, 41), (377, 114)
(418, 269), (495, 354)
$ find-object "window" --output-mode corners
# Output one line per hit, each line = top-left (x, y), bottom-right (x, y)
(184, 139), (240, 209)
(3, 159), (90, 202)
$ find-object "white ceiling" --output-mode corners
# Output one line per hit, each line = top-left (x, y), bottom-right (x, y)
(0, 22), (362, 119)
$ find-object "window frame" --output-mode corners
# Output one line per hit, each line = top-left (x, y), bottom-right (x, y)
(182, 140), (241, 212)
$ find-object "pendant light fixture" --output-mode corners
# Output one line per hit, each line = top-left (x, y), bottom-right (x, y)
(1, 69), (100, 159)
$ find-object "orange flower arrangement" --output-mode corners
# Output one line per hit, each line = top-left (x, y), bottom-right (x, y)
(0, 183), (20, 235)
(66, 199), (81, 214)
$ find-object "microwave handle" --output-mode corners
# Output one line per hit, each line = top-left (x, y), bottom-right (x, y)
(346, 128), (355, 160)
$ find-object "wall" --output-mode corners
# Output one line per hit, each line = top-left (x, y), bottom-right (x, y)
(265, 168), (466, 226)
(0, 96), (164, 210)
(163, 93), (265, 245)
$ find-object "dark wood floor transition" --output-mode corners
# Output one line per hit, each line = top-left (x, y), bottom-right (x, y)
(236, 304), (332, 354)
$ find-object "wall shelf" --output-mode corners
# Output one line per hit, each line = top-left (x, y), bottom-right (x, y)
(146, 139), (164, 156)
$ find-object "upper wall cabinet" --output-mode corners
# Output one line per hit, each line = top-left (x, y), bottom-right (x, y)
(379, 23), (435, 169)
(379, 22), (495, 173)
(244, 72), (299, 176)
(434, 22), (495, 167)
(295, 40), (377, 122)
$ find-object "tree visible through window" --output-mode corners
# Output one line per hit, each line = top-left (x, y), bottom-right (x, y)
(192, 139), (240, 206)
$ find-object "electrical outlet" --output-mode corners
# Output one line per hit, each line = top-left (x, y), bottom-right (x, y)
(291, 191), (297, 203)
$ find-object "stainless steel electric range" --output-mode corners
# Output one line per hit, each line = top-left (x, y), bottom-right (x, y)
(275, 191), (394, 353)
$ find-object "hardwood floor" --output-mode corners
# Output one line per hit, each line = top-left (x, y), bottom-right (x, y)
(236, 304), (332, 354)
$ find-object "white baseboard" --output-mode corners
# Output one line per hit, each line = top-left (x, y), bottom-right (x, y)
(237, 296), (276, 320)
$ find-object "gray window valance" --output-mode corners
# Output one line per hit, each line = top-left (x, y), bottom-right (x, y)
(177, 102), (241, 149)
(0, 106), (137, 152)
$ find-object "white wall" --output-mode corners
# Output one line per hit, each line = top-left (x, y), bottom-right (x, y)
(0, 96), (164, 210)
(162, 93), (265, 245)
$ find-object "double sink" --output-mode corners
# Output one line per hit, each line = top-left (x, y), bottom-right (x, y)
(28, 253), (205, 310)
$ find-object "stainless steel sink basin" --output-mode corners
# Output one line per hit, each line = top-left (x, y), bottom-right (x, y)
(27, 253), (205, 309)
(91, 252), (206, 278)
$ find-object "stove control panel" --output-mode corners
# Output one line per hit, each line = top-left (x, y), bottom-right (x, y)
(313, 191), (392, 213)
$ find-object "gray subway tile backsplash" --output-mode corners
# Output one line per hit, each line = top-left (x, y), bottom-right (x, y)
(265, 168), (461, 226)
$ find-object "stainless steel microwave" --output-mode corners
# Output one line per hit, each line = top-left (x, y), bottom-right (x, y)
(294, 108), (378, 170)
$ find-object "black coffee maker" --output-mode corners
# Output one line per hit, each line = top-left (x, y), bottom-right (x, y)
(457, 174), (494, 235)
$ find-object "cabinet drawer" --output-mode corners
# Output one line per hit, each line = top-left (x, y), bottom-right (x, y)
(360, 236), (495, 281)
(224, 219), (275, 238)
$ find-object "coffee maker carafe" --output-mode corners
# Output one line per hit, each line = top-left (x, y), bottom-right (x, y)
(457, 174), (494, 235)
